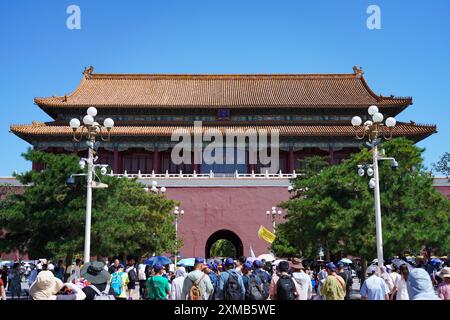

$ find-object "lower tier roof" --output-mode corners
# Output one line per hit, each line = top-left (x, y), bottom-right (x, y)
(10, 122), (436, 143)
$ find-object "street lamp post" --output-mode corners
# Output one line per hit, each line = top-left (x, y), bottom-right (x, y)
(144, 180), (167, 194)
(351, 105), (397, 270)
(69, 107), (114, 263)
(173, 206), (184, 265)
(266, 206), (282, 232)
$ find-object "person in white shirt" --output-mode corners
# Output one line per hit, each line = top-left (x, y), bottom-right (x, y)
(379, 266), (395, 298)
(138, 262), (147, 299)
(394, 264), (410, 300)
(389, 265), (401, 299)
(291, 262), (312, 300)
(170, 267), (187, 300)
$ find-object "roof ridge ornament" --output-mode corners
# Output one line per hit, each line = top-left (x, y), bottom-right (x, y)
(352, 65), (364, 78)
(82, 66), (94, 79)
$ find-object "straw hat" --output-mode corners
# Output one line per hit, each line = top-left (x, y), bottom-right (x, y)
(29, 270), (64, 300)
(438, 267), (450, 279)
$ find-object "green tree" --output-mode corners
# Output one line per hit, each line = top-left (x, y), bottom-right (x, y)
(432, 152), (450, 178)
(210, 239), (237, 258)
(0, 149), (181, 264)
(277, 138), (450, 276)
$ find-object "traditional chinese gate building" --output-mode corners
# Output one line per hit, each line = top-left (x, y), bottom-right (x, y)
(10, 66), (437, 258)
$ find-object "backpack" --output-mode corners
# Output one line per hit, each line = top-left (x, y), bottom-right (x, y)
(224, 271), (242, 300)
(254, 269), (270, 299)
(89, 284), (116, 300)
(189, 274), (206, 300)
(276, 274), (296, 300)
(126, 266), (137, 283)
(111, 271), (123, 296)
(245, 274), (264, 300)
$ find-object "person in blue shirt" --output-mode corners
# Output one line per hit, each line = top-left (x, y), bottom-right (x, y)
(206, 263), (219, 300)
(360, 267), (389, 300)
(252, 260), (271, 299)
(217, 258), (245, 300)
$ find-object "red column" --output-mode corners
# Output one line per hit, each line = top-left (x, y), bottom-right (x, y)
(113, 147), (119, 173)
(328, 147), (334, 165)
(288, 147), (295, 172)
(193, 150), (200, 173)
(152, 147), (160, 173)
(248, 148), (257, 173)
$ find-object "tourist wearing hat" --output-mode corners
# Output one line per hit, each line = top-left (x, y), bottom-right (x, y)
(181, 257), (213, 300)
(217, 257), (245, 300)
(336, 261), (353, 300)
(319, 262), (346, 300)
(360, 266), (389, 300)
(252, 260), (271, 300)
(29, 270), (86, 300)
(437, 267), (450, 300)
(147, 264), (170, 300)
(241, 262), (264, 300)
(290, 259), (312, 300)
(110, 263), (129, 300)
(80, 261), (115, 300)
(407, 268), (440, 300)
(170, 266), (187, 300)
(205, 263), (219, 300)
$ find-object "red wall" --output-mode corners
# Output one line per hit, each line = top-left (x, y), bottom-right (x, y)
(164, 187), (291, 258)
(435, 186), (450, 199)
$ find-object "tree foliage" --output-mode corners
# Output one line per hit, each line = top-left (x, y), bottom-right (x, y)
(432, 152), (450, 178)
(0, 149), (180, 261)
(210, 239), (237, 258)
(275, 138), (450, 261)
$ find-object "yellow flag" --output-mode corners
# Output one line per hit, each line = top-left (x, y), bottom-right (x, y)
(258, 225), (276, 244)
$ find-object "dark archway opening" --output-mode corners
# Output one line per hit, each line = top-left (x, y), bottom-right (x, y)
(205, 229), (244, 259)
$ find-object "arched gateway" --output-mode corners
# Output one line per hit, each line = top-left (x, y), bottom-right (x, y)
(205, 229), (244, 258)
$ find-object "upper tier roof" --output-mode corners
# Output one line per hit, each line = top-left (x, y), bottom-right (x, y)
(34, 66), (412, 110)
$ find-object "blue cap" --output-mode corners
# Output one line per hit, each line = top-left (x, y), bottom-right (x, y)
(243, 262), (253, 270)
(210, 263), (218, 271)
(195, 257), (204, 264)
(336, 262), (344, 268)
(225, 258), (235, 266)
(153, 263), (163, 271)
(253, 260), (263, 268)
(118, 263), (124, 269)
(326, 262), (336, 271)
(178, 263), (185, 267)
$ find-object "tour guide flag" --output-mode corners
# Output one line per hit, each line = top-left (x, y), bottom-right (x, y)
(258, 225), (276, 244)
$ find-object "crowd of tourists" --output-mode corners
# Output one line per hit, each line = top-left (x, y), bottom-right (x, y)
(1, 255), (449, 300)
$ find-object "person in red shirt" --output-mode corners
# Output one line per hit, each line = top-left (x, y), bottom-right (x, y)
(0, 278), (6, 300)
(1, 266), (7, 288)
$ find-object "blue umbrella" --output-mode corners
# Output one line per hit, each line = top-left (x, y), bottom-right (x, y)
(144, 256), (172, 266)
(430, 258), (443, 265)
(177, 258), (195, 267)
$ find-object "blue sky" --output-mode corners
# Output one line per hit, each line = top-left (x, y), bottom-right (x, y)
(0, 0), (449, 175)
